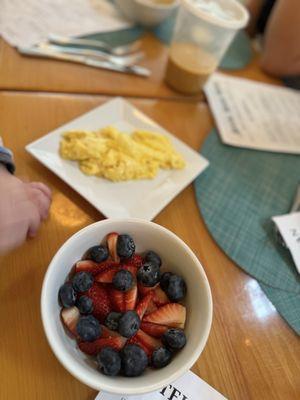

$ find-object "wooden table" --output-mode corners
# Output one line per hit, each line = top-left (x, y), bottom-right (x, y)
(0, 92), (299, 400)
(0, 35), (280, 98)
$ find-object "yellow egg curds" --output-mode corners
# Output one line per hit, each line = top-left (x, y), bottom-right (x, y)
(59, 126), (186, 182)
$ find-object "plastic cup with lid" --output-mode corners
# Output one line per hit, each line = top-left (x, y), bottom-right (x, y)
(165, 0), (250, 94)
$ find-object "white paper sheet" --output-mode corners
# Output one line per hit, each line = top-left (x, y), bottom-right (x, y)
(204, 73), (300, 154)
(95, 370), (227, 400)
(272, 212), (300, 274)
(0, 0), (132, 48)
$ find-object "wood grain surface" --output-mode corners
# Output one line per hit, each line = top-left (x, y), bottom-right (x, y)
(0, 92), (298, 400)
(0, 34), (280, 99)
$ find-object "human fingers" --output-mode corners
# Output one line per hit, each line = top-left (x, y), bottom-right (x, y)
(28, 182), (52, 200)
(27, 205), (41, 238)
(27, 186), (51, 221)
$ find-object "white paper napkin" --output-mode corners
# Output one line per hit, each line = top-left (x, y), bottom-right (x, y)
(0, 0), (132, 48)
(95, 370), (227, 400)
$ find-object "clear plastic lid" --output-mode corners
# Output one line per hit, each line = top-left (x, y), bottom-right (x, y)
(182, 0), (249, 30)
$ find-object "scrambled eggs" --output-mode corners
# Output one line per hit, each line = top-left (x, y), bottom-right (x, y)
(59, 126), (186, 182)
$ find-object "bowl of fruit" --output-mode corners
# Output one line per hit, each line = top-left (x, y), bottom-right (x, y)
(41, 218), (212, 395)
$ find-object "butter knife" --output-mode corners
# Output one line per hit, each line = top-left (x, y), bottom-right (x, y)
(18, 47), (151, 77)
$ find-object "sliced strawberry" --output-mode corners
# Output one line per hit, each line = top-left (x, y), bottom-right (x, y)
(135, 329), (161, 356)
(109, 288), (125, 312)
(123, 254), (143, 269)
(106, 232), (120, 262)
(136, 292), (153, 319)
(145, 299), (157, 315)
(75, 260), (118, 276)
(128, 335), (150, 357)
(61, 306), (80, 337)
(122, 264), (138, 277)
(124, 283), (138, 311)
(78, 336), (126, 356)
(75, 260), (100, 276)
(85, 283), (112, 322)
(143, 303), (186, 329)
(140, 322), (168, 338)
(100, 325), (121, 338)
(152, 286), (170, 306)
(137, 282), (159, 296)
(95, 265), (120, 283)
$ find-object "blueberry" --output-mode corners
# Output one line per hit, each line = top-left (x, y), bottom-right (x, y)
(151, 347), (172, 368)
(162, 329), (186, 351)
(113, 270), (134, 292)
(117, 234), (135, 259)
(84, 245), (109, 263)
(118, 311), (140, 338)
(137, 262), (161, 287)
(144, 251), (161, 267)
(72, 271), (94, 293)
(76, 315), (102, 342)
(59, 282), (76, 307)
(97, 347), (121, 376)
(76, 296), (93, 314)
(160, 272), (173, 292)
(165, 274), (187, 302)
(121, 344), (148, 377)
(105, 312), (122, 331)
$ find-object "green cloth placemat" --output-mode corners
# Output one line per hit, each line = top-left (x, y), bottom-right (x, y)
(194, 129), (300, 334)
(260, 282), (300, 334)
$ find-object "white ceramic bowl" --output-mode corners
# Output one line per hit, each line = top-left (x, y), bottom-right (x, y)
(41, 218), (212, 395)
(115, 0), (179, 28)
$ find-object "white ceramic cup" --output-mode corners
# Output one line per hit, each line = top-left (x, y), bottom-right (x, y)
(41, 218), (212, 395)
(115, 0), (180, 28)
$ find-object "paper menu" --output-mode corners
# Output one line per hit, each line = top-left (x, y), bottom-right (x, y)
(0, 0), (132, 48)
(204, 73), (300, 154)
(272, 212), (300, 274)
(95, 370), (227, 400)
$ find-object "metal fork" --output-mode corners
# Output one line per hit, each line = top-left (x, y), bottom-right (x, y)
(37, 43), (144, 67)
(18, 46), (151, 77)
(48, 33), (142, 56)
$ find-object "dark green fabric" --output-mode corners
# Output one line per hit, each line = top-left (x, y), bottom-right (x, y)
(194, 129), (300, 334)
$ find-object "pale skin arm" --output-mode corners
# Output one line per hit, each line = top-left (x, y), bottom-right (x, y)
(247, 0), (300, 77)
(0, 165), (52, 254)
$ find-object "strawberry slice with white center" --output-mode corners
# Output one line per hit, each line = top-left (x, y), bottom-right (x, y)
(152, 286), (170, 306)
(145, 299), (157, 315)
(100, 325), (121, 338)
(137, 282), (159, 297)
(75, 260), (118, 276)
(136, 292), (153, 319)
(106, 232), (120, 263)
(61, 306), (80, 337)
(78, 336), (126, 356)
(129, 329), (161, 357)
(140, 322), (168, 338)
(95, 265), (120, 283)
(109, 288), (126, 312)
(124, 283), (138, 311)
(143, 303), (186, 329)
(74, 260), (100, 276)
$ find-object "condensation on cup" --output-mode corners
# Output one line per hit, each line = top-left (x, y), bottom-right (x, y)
(165, 0), (249, 95)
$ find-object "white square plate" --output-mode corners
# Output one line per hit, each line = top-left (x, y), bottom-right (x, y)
(26, 98), (209, 220)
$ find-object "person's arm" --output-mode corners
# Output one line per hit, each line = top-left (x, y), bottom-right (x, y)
(246, 0), (265, 36)
(0, 139), (52, 254)
(260, 0), (300, 77)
